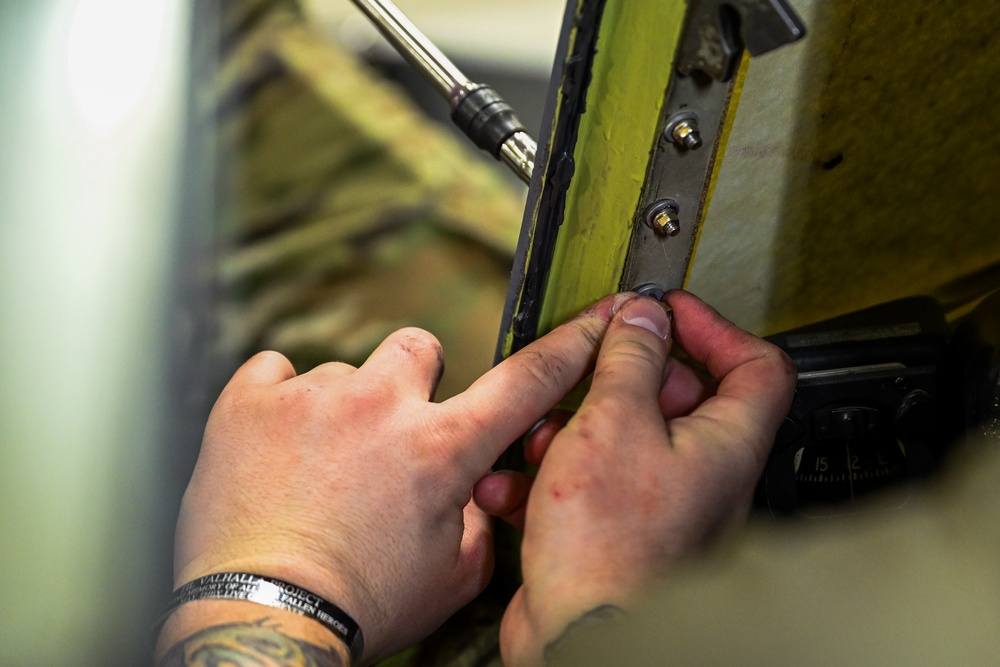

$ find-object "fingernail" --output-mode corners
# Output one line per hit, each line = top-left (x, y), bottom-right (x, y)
(621, 298), (672, 339)
(610, 293), (635, 316)
(525, 417), (547, 441)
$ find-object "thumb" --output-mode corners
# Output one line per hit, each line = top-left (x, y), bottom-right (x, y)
(585, 297), (672, 414)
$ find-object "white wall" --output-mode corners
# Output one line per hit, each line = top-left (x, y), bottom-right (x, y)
(306, 0), (565, 75)
(0, 1), (191, 663)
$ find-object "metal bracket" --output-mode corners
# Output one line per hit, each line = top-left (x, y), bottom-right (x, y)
(678, 0), (807, 82)
(622, 0), (805, 295)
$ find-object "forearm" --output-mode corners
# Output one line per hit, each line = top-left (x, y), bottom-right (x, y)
(156, 601), (351, 667)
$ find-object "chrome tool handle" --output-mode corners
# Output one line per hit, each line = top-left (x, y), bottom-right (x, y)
(349, 0), (537, 183)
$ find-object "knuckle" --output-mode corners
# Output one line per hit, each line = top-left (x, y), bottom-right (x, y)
(237, 350), (293, 381)
(312, 360), (356, 376)
(518, 350), (567, 386)
(775, 347), (798, 379)
(757, 342), (798, 386)
(248, 349), (285, 365)
(387, 328), (446, 378)
(571, 317), (605, 350)
(509, 349), (570, 392)
(568, 405), (609, 436)
(337, 381), (397, 417)
(394, 327), (444, 356)
(275, 372), (396, 426)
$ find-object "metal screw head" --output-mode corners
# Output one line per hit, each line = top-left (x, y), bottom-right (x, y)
(632, 283), (665, 300)
(671, 120), (703, 149)
(664, 111), (702, 150)
(652, 209), (681, 236)
(644, 199), (681, 237)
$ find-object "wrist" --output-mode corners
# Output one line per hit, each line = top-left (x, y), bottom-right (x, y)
(541, 604), (627, 665)
(503, 595), (629, 667)
(503, 579), (635, 666)
(157, 572), (365, 665)
(173, 552), (376, 657)
(156, 600), (352, 666)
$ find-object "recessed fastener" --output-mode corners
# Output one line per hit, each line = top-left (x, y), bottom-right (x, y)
(632, 283), (665, 300)
(644, 199), (681, 237)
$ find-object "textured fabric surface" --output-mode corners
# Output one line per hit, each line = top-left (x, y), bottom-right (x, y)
(690, 0), (1000, 334)
(551, 437), (1000, 665)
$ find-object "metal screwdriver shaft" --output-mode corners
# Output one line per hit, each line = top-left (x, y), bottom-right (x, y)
(349, 0), (537, 183)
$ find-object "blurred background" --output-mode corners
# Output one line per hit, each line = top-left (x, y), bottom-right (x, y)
(0, 1), (561, 664)
(1, 0), (997, 664)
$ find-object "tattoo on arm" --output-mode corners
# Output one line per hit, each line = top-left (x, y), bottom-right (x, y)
(543, 604), (627, 665)
(159, 618), (346, 667)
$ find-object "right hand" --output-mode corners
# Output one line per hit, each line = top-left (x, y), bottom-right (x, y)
(167, 291), (643, 665)
(474, 291), (797, 666)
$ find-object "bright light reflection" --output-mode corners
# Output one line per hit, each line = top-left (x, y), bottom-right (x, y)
(66, 0), (170, 133)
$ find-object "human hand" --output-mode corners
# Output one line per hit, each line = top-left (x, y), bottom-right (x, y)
(167, 292), (644, 665)
(473, 291), (797, 666)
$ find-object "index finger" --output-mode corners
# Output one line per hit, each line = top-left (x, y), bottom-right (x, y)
(439, 293), (638, 476)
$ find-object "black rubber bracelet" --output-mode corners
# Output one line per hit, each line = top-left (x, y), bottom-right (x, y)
(159, 572), (364, 664)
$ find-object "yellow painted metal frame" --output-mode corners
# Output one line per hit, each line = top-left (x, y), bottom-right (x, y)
(499, 0), (752, 359)
(535, 0), (690, 334)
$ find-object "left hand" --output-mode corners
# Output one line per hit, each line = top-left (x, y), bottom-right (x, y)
(172, 293), (639, 664)
(473, 291), (797, 665)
